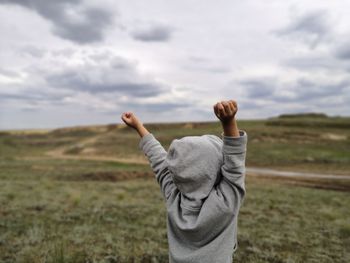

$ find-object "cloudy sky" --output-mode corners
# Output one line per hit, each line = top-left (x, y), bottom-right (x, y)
(0, 0), (349, 129)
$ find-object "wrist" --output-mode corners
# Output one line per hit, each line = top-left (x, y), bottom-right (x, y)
(136, 124), (149, 137)
(221, 118), (239, 137)
(135, 123), (143, 131)
(221, 117), (236, 127)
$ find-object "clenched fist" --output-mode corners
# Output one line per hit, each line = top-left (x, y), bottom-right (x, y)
(121, 112), (150, 137)
(121, 112), (142, 129)
(213, 100), (239, 137)
(213, 100), (238, 123)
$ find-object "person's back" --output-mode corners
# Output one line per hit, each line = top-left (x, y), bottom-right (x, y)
(122, 100), (248, 263)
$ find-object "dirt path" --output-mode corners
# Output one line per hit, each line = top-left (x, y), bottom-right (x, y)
(45, 131), (148, 164)
(45, 151), (349, 180)
(246, 167), (350, 180)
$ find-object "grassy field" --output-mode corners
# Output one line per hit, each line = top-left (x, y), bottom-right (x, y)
(0, 115), (349, 262)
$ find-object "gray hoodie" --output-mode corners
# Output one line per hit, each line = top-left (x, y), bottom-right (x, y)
(139, 130), (247, 263)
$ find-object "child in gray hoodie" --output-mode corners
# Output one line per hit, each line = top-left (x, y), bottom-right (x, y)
(121, 100), (247, 263)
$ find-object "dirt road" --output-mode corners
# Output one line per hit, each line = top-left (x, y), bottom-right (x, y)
(246, 167), (350, 180)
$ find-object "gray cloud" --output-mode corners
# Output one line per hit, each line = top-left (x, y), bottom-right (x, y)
(283, 56), (341, 71)
(19, 45), (47, 58)
(0, 89), (69, 105)
(130, 23), (174, 42)
(240, 76), (349, 103)
(237, 100), (261, 110)
(274, 10), (331, 48)
(186, 56), (231, 73)
(185, 65), (231, 74)
(44, 54), (167, 97)
(334, 44), (350, 60)
(0, 68), (21, 78)
(282, 48), (350, 73)
(117, 101), (192, 113)
(0, 0), (114, 44)
(0, 50), (177, 119)
(240, 78), (276, 98)
(47, 71), (164, 97)
(51, 48), (75, 58)
(20, 107), (41, 112)
(292, 78), (348, 101)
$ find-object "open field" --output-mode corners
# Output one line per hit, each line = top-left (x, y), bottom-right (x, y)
(2, 114), (349, 174)
(0, 115), (350, 262)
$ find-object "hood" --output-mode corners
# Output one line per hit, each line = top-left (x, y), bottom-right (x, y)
(164, 135), (223, 200)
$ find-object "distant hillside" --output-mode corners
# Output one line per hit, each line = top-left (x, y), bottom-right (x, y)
(2, 113), (350, 133)
(267, 113), (350, 128)
(277, 113), (328, 119)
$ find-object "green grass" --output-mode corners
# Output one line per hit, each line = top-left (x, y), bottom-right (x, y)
(0, 159), (149, 181)
(236, 179), (350, 262)
(0, 177), (168, 262)
(0, 173), (349, 262)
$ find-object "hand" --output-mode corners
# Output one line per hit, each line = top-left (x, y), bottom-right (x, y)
(121, 112), (150, 137)
(121, 112), (142, 130)
(213, 100), (238, 124)
(214, 100), (239, 137)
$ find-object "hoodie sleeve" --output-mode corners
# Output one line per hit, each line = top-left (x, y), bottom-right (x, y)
(217, 130), (247, 212)
(139, 133), (177, 200)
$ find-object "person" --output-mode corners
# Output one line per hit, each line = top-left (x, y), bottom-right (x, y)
(121, 100), (248, 263)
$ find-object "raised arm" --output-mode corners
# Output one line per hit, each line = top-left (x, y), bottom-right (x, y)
(121, 112), (176, 200)
(213, 101), (247, 212)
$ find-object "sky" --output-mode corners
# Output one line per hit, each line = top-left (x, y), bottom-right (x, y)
(0, 0), (349, 129)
